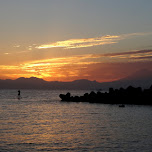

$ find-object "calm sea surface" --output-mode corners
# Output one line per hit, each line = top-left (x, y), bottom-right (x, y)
(0, 90), (152, 152)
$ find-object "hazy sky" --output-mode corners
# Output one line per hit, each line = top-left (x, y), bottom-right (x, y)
(0, 0), (152, 82)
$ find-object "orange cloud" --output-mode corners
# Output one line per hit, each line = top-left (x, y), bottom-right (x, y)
(36, 35), (119, 49)
(0, 55), (99, 80)
(1, 49), (152, 81)
(36, 32), (152, 49)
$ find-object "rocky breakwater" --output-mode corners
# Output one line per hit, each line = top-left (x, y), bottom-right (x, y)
(59, 85), (152, 105)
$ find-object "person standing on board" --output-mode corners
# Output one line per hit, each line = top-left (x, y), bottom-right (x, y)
(18, 90), (21, 99)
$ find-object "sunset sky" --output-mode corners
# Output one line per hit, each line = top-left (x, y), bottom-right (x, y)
(0, 0), (152, 82)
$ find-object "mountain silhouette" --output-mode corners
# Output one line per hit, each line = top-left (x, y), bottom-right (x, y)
(0, 69), (152, 90)
(0, 77), (100, 90)
(121, 69), (152, 81)
(116, 69), (152, 88)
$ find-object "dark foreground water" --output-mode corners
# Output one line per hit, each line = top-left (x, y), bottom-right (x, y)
(0, 90), (152, 152)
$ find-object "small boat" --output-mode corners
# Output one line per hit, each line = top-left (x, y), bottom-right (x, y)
(119, 104), (125, 107)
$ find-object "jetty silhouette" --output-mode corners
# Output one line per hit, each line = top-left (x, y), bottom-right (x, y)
(59, 85), (152, 105)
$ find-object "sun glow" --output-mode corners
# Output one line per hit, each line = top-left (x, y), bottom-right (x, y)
(1, 49), (152, 81)
(0, 54), (99, 81)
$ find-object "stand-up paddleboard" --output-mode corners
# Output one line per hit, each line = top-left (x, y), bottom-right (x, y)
(17, 95), (22, 100)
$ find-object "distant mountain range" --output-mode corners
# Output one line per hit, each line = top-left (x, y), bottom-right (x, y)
(0, 69), (152, 90)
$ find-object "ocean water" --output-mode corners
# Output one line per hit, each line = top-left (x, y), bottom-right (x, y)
(0, 90), (152, 152)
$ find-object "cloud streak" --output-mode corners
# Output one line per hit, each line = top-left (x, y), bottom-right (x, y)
(36, 32), (152, 49)
(92, 49), (152, 58)
(36, 35), (119, 49)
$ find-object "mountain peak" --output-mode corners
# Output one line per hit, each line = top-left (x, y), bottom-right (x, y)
(16, 77), (45, 82)
(73, 79), (91, 82)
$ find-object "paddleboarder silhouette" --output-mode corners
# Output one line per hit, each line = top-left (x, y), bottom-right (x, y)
(18, 90), (21, 99)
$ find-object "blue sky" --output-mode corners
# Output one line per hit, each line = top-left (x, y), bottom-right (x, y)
(1, 0), (152, 42)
